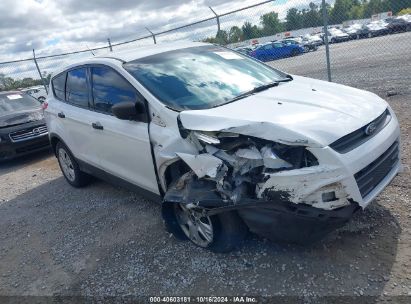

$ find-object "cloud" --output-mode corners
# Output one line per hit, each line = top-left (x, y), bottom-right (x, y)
(0, 0), (332, 79)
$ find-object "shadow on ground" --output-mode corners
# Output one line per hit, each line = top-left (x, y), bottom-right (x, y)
(0, 175), (401, 299)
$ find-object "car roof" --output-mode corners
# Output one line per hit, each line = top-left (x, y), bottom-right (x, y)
(52, 41), (209, 77)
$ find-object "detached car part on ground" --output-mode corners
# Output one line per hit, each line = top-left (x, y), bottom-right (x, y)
(45, 43), (401, 252)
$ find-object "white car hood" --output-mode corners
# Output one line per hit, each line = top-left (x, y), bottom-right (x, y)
(179, 76), (387, 147)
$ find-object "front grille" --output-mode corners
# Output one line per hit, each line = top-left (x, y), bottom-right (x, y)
(330, 109), (391, 153)
(9, 124), (48, 142)
(354, 141), (399, 198)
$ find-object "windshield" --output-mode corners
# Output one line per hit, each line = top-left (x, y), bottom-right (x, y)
(124, 45), (289, 111)
(0, 92), (41, 116)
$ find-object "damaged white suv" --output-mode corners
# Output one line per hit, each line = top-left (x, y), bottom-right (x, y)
(45, 42), (401, 252)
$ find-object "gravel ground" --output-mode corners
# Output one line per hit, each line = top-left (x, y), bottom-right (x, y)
(0, 32), (410, 301)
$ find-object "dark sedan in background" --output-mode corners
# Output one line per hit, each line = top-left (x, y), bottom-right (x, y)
(281, 38), (318, 52)
(0, 91), (49, 161)
(385, 17), (411, 33)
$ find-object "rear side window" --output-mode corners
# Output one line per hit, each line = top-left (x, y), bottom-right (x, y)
(52, 73), (66, 101)
(66, 68), (89, 107)
(91, 66), (137, 114)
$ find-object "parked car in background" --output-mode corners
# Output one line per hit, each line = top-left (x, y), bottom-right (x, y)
(385, 17), (411, 33)
(250, 41), (304, 61)
(234, 46), (253, 56)
(21, 85), (47, 103)
(365, 20), (390, 37)
(45, 42), (401, 252)
(281, 37), (318, 52)
(0, 91), (49, 161)
(323, 28), (350, 43)
(344, 23), (369, 39)
(303, 34), (323, 46)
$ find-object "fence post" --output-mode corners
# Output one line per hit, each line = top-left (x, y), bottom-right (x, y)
(32, 49), (48, 94)
(107, 38), (113, 52)
(145, 27), (157, 44)
(209, 6), (221, 33)
(322, 0), (332, 82)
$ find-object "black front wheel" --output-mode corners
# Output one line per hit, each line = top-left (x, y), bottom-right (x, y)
(167, 203), (248, 252)
(56, 142), (91, 187)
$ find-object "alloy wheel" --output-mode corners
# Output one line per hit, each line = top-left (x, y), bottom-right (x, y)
(174, 203), (214, 247)
(59, 148), (76, 182)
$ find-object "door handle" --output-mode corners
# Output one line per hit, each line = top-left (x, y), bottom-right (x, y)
(92, 122), (104, 130)
(58, 112), (65, 118)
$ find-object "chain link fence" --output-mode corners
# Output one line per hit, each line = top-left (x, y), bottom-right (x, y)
(1, 0), (410, 97)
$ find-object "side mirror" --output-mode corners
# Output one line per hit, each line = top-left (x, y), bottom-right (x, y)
(112, 101), (146, 121)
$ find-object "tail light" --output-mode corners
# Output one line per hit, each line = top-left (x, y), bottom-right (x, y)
(42, 101), (48, 110)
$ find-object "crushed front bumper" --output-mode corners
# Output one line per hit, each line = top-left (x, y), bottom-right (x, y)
(237, 200), (359, 244)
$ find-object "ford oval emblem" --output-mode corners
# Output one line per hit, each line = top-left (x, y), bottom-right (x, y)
(365, 122), (377, 136)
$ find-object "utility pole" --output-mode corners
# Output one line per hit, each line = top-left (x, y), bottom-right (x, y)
(145, 27), (157, 44)
(322, 0), (332, 82)
(209, 6), (221, 34)
(32, 49), (48, 94)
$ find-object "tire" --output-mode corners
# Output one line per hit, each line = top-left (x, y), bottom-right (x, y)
(56, 141), (91, 187)
(356, 34), (360, 40)
(303, 46), (309, 53)
(330, 38), (336, 44)
(368, 32), (372, 38)
(169, 203), (248, 253)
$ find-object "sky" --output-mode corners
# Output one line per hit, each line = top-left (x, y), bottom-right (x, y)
(0, 0), (331, 79)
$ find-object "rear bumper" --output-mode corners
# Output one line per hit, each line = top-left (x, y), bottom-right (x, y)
(0, 134), (50, 161)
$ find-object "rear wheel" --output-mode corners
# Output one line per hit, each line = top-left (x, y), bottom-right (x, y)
(368, 32), (373, 38)
(303, 46), (309, 52)
(171, 203), (248, 252)
(56, 142), (91, 187)
(291, 49), (299, 56)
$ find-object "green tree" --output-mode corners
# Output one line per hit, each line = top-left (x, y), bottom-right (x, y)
(260, 12), (284, 36)
(241, 21), (261, 40)
(228, 26), (243, 43)
(286, 8), (303, 30)
(302, 2), (323, 28)
(215, 30), (229, 45)
(330, 0), (359, 24)
(363, 0), (385, 17)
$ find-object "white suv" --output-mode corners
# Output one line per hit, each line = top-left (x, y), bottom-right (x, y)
(45, 42), (401, 252)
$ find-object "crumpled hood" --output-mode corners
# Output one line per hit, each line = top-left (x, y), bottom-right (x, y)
(0, 109), (43, 128)
(179, 76), (387, 147)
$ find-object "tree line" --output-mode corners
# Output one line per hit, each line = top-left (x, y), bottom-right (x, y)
(0, 72), (51, 92)
(203, 0), (410, 44)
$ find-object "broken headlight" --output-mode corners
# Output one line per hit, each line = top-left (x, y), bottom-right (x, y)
(192, 132), (319, 172)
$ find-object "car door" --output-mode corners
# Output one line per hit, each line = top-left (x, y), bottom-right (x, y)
(51, 68), (101, 167)
(89, 65), (159, 194)
(273, 42), (286, 58)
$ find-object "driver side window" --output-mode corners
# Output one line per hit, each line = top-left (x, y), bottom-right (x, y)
(91, 66), (140, 114)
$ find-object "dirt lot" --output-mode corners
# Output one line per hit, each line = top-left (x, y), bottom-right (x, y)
(0, 32), (410, 301)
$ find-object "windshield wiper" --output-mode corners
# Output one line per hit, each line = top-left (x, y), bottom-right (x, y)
(211, 76), (293, 108)
(222, 81), (280, 105)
